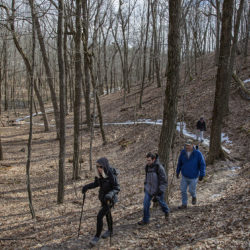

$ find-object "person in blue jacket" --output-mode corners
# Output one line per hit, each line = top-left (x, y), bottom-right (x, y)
(176, 140), (206, 209)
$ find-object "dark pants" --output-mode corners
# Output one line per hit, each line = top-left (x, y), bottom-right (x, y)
(95, 204), (113, 237)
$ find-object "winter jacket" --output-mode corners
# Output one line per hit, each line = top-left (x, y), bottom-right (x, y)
(196, 120), (206, 131)
(82, 158), (120, 204)
(176, 147), (206, 179)
(144, 157), (167, 196)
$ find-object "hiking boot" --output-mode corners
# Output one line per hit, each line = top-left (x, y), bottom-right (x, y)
(192, 197), (197, 205)
(89, 236), (100, 247)
(178, 204), (187, 209)
(138, 220), (149, 226)
(101, 230), (112, 239)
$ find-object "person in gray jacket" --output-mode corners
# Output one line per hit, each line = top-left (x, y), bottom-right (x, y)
(138, 152), (170, 225)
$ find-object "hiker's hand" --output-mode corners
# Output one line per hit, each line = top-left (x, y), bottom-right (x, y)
(199, 176), (203, 181)
(104, 193), (112, 203)
(157, 191), (163, 197)
(176, 173), (180, 179)
(82, 186), (88, 194)
(152, 196), (158, 202)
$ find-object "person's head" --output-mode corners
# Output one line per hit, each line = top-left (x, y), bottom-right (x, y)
(200, 117), (204, 122)
(185, 140), (194, 152)
(146, 152), (156, 166)
(96, 157), (109, 177)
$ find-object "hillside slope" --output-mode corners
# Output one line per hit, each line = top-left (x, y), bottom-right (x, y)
(0, 50), (249, 249)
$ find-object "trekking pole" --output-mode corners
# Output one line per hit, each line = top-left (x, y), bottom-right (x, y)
(77, 193), (86, 238)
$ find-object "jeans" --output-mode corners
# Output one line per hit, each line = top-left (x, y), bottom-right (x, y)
(143, 191), (169, 223)
(196, 130), (204, 141)
(180, 176), (198, 205)
(96, 204), (112, 237)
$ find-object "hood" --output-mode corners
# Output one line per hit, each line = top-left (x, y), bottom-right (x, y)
(96, 157), (111, 174)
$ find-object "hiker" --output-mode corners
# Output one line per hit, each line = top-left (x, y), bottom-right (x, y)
(81, 157), (120, 247)
(176, 140), (206, 209)
(138, 152), (170, 225)
(196, 117), (206, 142)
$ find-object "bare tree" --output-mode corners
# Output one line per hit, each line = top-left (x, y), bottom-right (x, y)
(72, 0), (82, 180)
(30, 1), (60, 138)
(57, 0), (65, 203)
(158, 0), (181, 199)
(207, 0), (234, 164)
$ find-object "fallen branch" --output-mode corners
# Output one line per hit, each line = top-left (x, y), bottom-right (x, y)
(232, 72), (250, 96)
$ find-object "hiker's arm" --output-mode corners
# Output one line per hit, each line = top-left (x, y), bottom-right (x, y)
(158, 166), (167, 194)
(198, 153), (206, 177)
(82, 177), (99, 193)
(176, 153), (182, 175)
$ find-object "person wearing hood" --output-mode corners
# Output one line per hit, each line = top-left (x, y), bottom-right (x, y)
(82, 157), (120, 247)
(138, 152), (169, 225)
(176, 140), (206, 209)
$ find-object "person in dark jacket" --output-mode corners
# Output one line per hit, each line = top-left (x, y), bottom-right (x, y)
(138, 152), (169, 225)
(82, 157), (120, 247)
(196, 117), (206, 142)
(176, 140), (206, 209)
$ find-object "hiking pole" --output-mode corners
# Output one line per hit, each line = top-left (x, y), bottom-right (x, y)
(78, 193), (86, 238)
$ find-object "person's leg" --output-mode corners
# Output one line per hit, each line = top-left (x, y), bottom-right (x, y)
(200, 131), (204, 141)
(143, 191), (152, 223)
(188, 178), (198, 199)
(196, 130), (200, 140)
(96, 205), (109, 237)
(158, 193), (170, 214)
(180, 176), (188, 206)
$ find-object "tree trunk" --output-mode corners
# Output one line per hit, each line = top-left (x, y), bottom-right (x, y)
(139, 0), (150, 108)
(207, 0), (234, 164)
(26, 0), (36, 219)
(57, 0), (65, 203)
(73, 0), (82, 180)
(151, 0), (161, 88)
(34, 79), (49, 131)
(244, 2), (250, 57)
(3, 39), (8, 111)
(224, 0), (245, 114)
(158, 0), (181, 200)
(30, 1), (60, 138)
(82, 0), (91, 129)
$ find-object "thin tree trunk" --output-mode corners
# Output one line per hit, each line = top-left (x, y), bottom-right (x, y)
(139, 0), (150, 108)
(158, 0), (181, 201)
(244, 2), (249, 57)
(57, 0), (65, 203)
(30, 1), (60, 138)
(34, 79), (49, 131)
(82, 0), (91, 129)
(26, 0), (36, 219)
(73, 0), (82, 180)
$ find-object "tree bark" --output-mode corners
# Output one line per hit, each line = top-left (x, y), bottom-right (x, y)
(158, 0), (181, 200)
(207, 0), (234, 164)
(73, 0), (82, 180)
(57, 0), (65, 203)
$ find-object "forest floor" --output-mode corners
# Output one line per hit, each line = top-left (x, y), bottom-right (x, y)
(0, 51), (250, 250)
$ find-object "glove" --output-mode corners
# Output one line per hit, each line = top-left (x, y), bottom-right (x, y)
(199, 176), (203, 181)
(157, 191), (163, 197)
(82, 186), (88, 194)
(152, 196), (158, 202)
(176, 173), (180, 179)
(104, 193), (113, 203)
